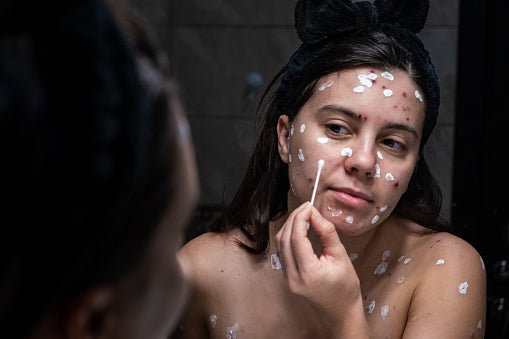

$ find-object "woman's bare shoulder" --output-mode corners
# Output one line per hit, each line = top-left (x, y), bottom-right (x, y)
(180, 229), (252, 282)
(403, 231), (486, 337)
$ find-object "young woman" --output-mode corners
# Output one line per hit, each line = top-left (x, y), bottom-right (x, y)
(175, 0), (486, 338)
(0, 0), (198, 337)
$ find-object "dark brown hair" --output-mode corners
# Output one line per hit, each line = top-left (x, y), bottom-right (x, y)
(211, 31), (450, 255)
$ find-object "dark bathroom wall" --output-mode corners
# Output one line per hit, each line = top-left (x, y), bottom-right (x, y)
(119, 0), (459, 220)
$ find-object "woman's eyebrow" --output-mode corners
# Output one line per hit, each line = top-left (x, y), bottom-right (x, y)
(318, 104), (360, 120)
(384, 123), (418, 138)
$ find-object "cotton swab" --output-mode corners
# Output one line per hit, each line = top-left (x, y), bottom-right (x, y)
(310, 159), (325, 206)
(307, 159), (324, 230)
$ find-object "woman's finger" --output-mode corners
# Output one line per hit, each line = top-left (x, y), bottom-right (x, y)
(309, 206), (345, 259)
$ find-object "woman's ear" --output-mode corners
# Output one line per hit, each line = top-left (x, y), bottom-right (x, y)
(56, 288), (116, 339)
(277, 115), (291, 163)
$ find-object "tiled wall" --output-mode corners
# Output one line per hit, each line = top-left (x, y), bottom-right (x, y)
(121, 0), (458, 219)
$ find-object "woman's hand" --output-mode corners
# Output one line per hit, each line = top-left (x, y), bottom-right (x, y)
(275, 202), (370, 337)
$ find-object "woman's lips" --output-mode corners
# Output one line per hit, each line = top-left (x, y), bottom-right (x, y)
(330, 187), (373, 207)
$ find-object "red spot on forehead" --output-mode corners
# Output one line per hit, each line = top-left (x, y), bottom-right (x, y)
(406, 117), (410, 121)
(394, 105), (398, 109)
(402, 92), (407, 98)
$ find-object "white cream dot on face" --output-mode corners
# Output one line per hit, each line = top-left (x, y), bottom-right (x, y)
(415, 89), (423, 102)
(385, 173), (395, 181)
(358, 75), (373, 88)
(398, 276), (405, 284)
(404, 258), (412, 264)
(332, 209), (342, 217)
(353, 85), (365, 93)
(209, 314), (217, 328)
(318, 80), (335, 91)
(436, 259), (445, 265)
(341, 147), (353, 157)
(298, 149), (305, 161)
(381, 305), (390, 320)
(480, 256), (485, 270)
(381, 71), (394, 81)
(374, 261), (388, 275)
(300, 124), (305, 133)
(374, 163), (381, 178)
(380, 205), (388, 212)
(459, 281), (469, 294)
(317, 137), (329, 144)
(290, 181), (297, 196)
(226, 323), (239, 339)
(477, 320), (482, 329)
(383, 89), (393, 97)
(377, 151), (383, 159)
(367, 300), (376, 314)
(346, 216), (354, 223)
(372, 215), (380, 224)
(349, 253), (359, 262)
(271, 253), (282, 270)
(290, 124), (294, 136)
(398, 255), (405, 262)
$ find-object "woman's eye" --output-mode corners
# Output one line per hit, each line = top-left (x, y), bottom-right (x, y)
(383, 139), (404, 150)
(326, 124), (348, 135)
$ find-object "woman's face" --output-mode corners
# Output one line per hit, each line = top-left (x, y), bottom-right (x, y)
(278, 66), (425, 237)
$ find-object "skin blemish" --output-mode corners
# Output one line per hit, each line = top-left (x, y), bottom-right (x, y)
(383, 89), (394, 97)
(346, 216), (354, 224)
(300, 124), (306, 133)
(458, 281), (469, 294)
(377, 151), (383, 160)
(298, 149), (305, 161)
(436, 259), (445, 265)
(381, 71), (394, 81)
(398, 276), (405, 284)
(317, 137), (329, 144)
(341, 147), (353, 157)
(353, 86), (365, 93)
(381, 305), (390, 320)
(349, 253), (359, 262)
(366, 300), (376, 314)
(371, 215), (380, 224)
(385, 173), (395, 181)
(402, 92), (407, 98)
(271, 253), (282, 270)
(374, 163), (381, 178)
(209, 314), (217, 328)
(226, 323), (239, 339)
(406, 117), (410, 121)
(394, 182), (399, 188)
(415, 90), (423, 102)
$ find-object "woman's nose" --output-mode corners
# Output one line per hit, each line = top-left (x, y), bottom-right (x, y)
(343, 141), (377, 178)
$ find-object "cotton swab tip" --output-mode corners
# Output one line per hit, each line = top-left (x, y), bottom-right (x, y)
(318, 159), (324, 169)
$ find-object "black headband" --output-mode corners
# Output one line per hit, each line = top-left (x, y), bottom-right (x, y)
(278, 0), (440, 146)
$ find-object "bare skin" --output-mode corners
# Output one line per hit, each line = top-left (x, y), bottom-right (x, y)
(174, 67), (486, 338)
